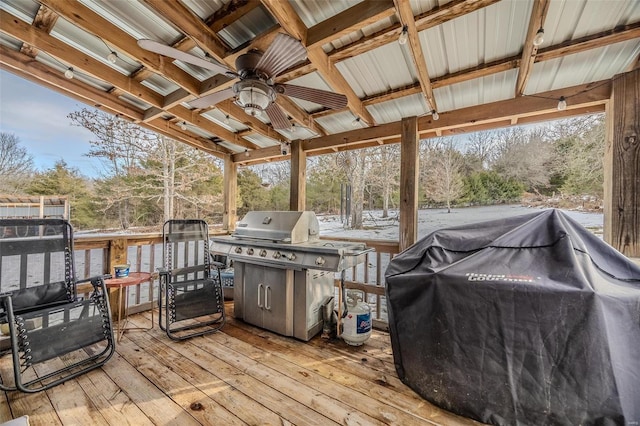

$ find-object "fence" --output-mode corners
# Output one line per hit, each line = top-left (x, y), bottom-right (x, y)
(72, 233), (399, 329)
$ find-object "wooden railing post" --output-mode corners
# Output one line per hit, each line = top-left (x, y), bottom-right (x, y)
(107, 237), (128, 319)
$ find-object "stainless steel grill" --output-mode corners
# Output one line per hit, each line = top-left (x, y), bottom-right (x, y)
(211, 211), (371, 341)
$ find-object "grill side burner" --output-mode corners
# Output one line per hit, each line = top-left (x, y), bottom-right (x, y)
(211, 211), (371, 341)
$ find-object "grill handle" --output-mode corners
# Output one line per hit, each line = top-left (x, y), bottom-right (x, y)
(265, 285), (271, 310)
(258, 283), (264, 308)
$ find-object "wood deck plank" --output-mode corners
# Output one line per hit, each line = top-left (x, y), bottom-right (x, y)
(31, 356), (109, 426)
(99, 353), (202, 426)
(131, 313), (340, 426)
(113, 333), (245, 426)
(1, 306), (481, 426)
(0, 353), (62, 425)
(223, 319), (479, 426)
(123, 318), (284, 426)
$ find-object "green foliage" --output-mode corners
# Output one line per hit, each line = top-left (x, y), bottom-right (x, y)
(306, 157), (345, 213)
(461, 171), (524, 205)
(237, 169), (271, 215)
(25, 160), (98, 228)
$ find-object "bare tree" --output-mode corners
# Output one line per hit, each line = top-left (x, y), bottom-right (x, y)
(422, 137), (465, 213)
(336, 149), (368, 229)
(68, 108), (154, 228)
(492, 127), (554, 194)
(0, 133), (34, 193)
(466, 130), (502, 170)
(366, 145), (399, 217)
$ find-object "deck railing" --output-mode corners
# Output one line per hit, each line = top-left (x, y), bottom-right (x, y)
(73, 233), (400, 329)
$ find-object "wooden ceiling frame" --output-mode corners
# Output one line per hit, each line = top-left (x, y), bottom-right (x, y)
(2, 0), (636, 167)
(0, 45), (228, 158)
(515, 0), (551, 96)
(393, 0), (437, 112)
(233, 79), (611, 163)
(261, 0), (376, 127)
(310, 22), (640, 119)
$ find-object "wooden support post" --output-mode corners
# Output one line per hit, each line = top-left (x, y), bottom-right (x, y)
(604, 69), (640, 257)
(107, 237), (128, 319)
(399, 116), (419, 252)
(290, 140), (306, 211)
(223, 154), (238, 232)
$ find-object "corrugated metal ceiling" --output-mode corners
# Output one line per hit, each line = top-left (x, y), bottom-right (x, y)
(1, 0), (637, 159)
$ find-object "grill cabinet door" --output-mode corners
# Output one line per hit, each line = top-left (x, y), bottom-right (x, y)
(262, 268), (293, 336)
(243, 264), (293, 336)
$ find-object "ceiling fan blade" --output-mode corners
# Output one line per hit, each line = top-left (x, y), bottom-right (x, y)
(254, 33), (307, 79)
(278, 84), (348, 110)
(265, 103), (291, 130)
(138, 39), (232, 75)
(189, 88), (235, 109)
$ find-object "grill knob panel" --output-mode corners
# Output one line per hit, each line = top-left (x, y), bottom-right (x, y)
(273, 251), (281, 259)
(234, 247), (242, 254)
(315, 256), (325, 265)
(286, 253), (296, 261)
(246, 248), (254, 255)
(259, 249), (267, 257)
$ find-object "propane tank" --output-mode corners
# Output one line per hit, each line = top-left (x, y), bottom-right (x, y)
(341, 289), (372, 346)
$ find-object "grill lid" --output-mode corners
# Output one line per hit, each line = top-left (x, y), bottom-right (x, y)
(232, 211), (319, 244)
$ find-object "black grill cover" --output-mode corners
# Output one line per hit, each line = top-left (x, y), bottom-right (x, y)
(385, 209), (640, 426)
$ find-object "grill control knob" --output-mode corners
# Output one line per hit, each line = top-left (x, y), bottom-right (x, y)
(246, 248), (254, 255)
(234, 247), (242, 254)
(315, 256), (325, 266)
(273, 251), (281, 259)
(259, 249), (267, 257)
(286, 253), (296, 261)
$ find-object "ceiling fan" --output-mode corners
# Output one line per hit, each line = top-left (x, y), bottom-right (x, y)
(138, 34), (348, 130)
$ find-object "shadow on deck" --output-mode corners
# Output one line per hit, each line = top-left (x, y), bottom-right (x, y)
(0, 303), (482, 425)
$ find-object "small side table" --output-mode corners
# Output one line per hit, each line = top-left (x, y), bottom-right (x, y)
(105, 272), (154, 342)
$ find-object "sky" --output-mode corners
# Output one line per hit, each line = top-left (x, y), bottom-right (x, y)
(0, 69), (104, 177)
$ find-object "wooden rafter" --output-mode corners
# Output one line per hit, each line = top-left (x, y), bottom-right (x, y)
(515, 0), (551, 96)
(0, 45), (228, 158)
(142, 0), (228, 62)
(2, 9), (263, 152)
(281, 0), (500, 81)
(234, 79), (611, 163)
(261, 0), (376, 126)
(306, 0), (395, 49)
(39, 0), (202, 95)
(312, 20), (640, 119)
(19, 4), (58, 58)
(394, 0), (437, 112)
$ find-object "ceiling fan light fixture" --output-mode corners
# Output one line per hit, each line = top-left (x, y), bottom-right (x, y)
(107, 51), (118, 63)
(234, 80), (274, 117)
(64, 67), (74, 79)
(431, 109), (439, 120)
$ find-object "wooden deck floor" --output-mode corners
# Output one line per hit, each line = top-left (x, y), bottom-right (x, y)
(0, 304), (481, 426)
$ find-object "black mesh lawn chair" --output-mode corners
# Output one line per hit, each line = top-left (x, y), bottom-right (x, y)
(159, 219), (225, 340)
(0, 219), (115, 393)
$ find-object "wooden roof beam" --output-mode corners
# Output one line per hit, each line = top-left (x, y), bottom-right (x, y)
(241, 80), (610, 161)
(39, 0), (202, 95)
(306, 0), (396, 50)
(0, 10), (164, 107)
(0, 45), (227, 158)
(261, 0), (376, 127)
(1, 10), (259, 151)
(142, 0), (228, 62)
(312, 20), (639, 119)
(314, 0), (500, 66)
(19, 4), (58, 58)
(536, 21), (640, 63)
(515, 0), (551, 96)
(394, 0), (438, 112)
